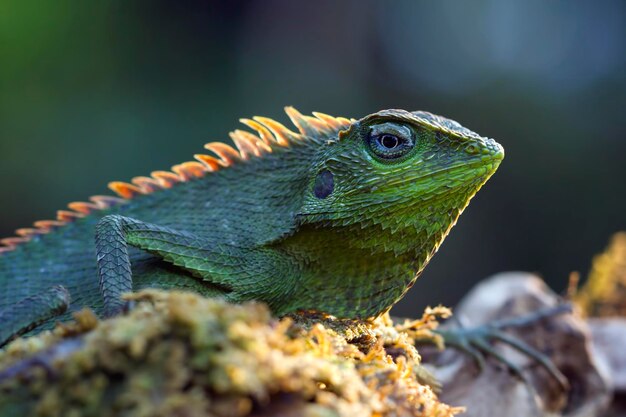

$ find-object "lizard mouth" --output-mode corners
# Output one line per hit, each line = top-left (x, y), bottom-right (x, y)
(378, 156), (502, 191)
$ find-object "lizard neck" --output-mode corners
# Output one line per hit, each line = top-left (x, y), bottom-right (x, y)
(274, 205), (463, 318)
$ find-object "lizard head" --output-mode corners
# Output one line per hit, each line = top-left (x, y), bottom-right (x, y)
(280, 108), (504, 318)
(299, 108), (504, 262)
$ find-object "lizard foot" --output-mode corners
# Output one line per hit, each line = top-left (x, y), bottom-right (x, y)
(434, 303), (572, 391)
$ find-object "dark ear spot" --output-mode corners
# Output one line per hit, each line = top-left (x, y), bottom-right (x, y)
(313, 170), (334, 199)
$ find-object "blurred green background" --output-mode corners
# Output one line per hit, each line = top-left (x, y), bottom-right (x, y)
(0, 1), (624, 316)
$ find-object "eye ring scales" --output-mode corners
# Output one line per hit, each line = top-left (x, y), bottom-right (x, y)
(367, 123), (415, 160)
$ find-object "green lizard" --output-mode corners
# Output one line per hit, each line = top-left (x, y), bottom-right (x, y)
(0, 107), (504, 344)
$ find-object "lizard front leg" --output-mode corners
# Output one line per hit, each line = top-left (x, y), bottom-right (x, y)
(95, 214), (295, 317)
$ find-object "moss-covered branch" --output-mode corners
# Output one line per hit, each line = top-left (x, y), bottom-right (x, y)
(0, 290), (459, 417)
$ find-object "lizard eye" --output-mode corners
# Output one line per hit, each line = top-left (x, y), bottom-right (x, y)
(367, 123), (415, 160)
(379, 134), (399, 149)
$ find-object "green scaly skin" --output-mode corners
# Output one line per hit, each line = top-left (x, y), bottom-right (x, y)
(0, 107), (503, 344)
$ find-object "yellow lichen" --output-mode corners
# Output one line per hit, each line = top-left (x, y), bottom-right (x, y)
(575, 232), (626, 317)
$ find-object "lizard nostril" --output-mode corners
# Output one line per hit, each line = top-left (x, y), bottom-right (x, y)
(484, 138), (505, 160)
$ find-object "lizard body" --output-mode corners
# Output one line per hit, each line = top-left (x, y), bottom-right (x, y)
(0, 107), (503, 339)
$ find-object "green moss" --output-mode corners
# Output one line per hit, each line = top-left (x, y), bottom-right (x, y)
(0, 290), (459, 417)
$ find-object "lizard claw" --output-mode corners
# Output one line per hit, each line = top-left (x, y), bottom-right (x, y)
(121, 299), (136, 314)
(435, 303), (572, 391)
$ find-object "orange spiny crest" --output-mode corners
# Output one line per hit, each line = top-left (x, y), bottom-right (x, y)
(150, 171), (181, 188)
(285, 106), (351, 138)
(233, 130), (272, 153)
(285, 107), (330, 136)
(3, 194), (128, 251)
(109, 181), (144, 199)
(239, 118), (275, 146)
(131, 177), (163, 194)
(312, 111), (352, 131)
(229, 131), (262, 159)
(0, 235), (33, 251)
(1, 237), (28, 247)
(171, 162), (207, 180)
(89, 195), (125, 208)
(33, 220), (65, 230)
(0, 107), (353, 254)
(67, 201), (99, 215)
(285, 107), (315, 136)
(15, 228), (42, 238)
(252, 116), (300, 146)
(57, 210), (85, 222)
(194, 154), (221, 171)
(204, 142), (242, 166)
